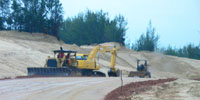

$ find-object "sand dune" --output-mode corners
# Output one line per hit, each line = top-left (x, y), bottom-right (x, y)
(1, 31), (200, 100)
(0, 31), (200, 79)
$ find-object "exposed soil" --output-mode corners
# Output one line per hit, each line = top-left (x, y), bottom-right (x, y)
(1, 31), (200, 79)
(104, 78), (176, 100)
(131, 79), (200, 100)
(1, 31), (200, 100)
(0, 75), (106, 81)
(0, 77), (144, 100)
(193, 78), (200, 81)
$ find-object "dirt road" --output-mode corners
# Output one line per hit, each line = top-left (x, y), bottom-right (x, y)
(0, 77), (149, 100)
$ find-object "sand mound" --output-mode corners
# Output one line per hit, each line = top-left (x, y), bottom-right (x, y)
(0, 31), (200, 79)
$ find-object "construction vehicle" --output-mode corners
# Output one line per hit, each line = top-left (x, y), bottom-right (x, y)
(27, 47), (81, 76)
(76, 45), (120, 77)
(27, 46), (119, 77)
(128, 60), (151, 78)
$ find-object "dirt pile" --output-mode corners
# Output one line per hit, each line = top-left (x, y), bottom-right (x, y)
(0, 31), (84, 78)
(104, 78), (176, 100)
(131, 79), (200, 100)
(0, 31), (200, 79)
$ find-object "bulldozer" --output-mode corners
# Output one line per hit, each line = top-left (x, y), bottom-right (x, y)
(76, 45), (120, 77)
(128, 60), (151, 78)
(27, 47), (81, 76)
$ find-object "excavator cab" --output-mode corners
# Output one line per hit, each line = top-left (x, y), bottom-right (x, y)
(76, 53), (99, 70)
(76, 54), (88, 60)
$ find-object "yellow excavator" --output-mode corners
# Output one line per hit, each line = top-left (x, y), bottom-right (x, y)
(76, 45), (120, 77)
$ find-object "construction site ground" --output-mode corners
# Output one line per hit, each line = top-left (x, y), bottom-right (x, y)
(0, 77), (151, 100)
(0, 31), (200, 100)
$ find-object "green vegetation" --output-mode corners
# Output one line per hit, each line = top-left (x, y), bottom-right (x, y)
(128, 21), (200, 60)
(0, 0), (127, 45)
(0, 0), (199, 60)
(0, 0), (10, 30)
(59, 10), (127, 45)
(1, 0), (63, 39)
(131, 21), (159, 52)
(163, 44), (200, 60)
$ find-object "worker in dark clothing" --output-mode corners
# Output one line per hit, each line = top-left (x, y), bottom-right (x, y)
(59, 47), (64, 58)
(137, 64), (144, 71)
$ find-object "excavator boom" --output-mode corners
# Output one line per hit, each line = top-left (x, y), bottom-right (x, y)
(77, 45), (120, 77)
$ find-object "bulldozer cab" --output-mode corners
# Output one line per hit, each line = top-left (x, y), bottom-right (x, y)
(137, 60), (148, 72)
(45, 48), (77, 68)
(54, 50), (76, 58)
(128, 60), (151, 78)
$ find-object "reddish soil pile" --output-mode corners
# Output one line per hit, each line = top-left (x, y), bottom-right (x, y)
(0, 75), (105, 81)
(104, 78), (176, 100)
(0, 76), (69, 80)
(194, 78), (200, 81)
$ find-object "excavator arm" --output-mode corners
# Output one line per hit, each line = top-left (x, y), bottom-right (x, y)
(110, 46), (117, 71)
(87, 45), (119, 76)
(76, 45), (119, 76)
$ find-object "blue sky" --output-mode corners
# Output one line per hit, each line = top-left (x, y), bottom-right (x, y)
(60, 0), (200, 48)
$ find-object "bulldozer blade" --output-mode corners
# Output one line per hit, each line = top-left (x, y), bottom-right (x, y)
(27, 67), (72, 76)
(128, 71), (151, 78)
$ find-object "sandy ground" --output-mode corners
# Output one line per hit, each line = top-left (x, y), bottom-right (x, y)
(0, 31), (200, 79)
(131, 79), (200, 100)
(1, 31), (200, 100)
(0, 77), (150, 100)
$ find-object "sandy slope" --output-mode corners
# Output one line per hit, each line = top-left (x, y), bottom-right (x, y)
(131, 79), (200, 100)
(1, 31), (200, 100)
(0, 31), (200, 79)
(0, 31), (85, 78)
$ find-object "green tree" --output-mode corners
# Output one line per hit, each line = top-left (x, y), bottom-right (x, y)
(37, 0), (47, 33)
(11, 0), (21, 30)
(21, 0), (46, 33)
(163, 44), (200, 60)
(59, 10), (127, 46)
(0, 0), (10, 30)
(164, 46), (177, 56)
(46, 0), (63, 39)
(133, 21), (159, 51)
(114, 15), (127, 45)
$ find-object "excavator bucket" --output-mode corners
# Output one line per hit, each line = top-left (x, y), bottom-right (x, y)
(27, 67), (72, 76)
(108, 69), (120, 77)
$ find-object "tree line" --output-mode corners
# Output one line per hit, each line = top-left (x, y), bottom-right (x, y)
(59, 10), (127, 45)
(0, 0), (127, 45)
(0, 0), (63, 39)
(1, 0), (198, 60)
(130, 21), (159, 52)
(128, 21), (200, 60)
(163, 44), (200, 60)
